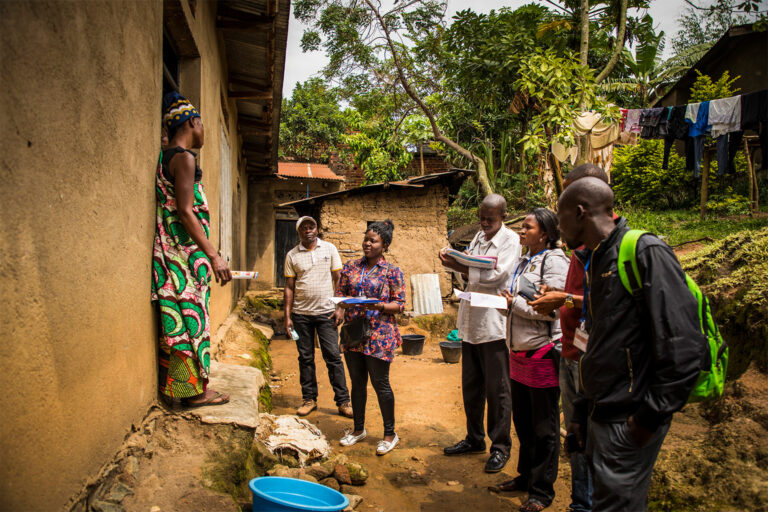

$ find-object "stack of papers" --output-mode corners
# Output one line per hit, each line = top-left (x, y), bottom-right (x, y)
(444, 248), (497, 269)
(454, 289), (507, 309)
(330, 296), (380, 305)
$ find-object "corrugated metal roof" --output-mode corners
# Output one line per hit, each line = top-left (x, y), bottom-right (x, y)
(277, 162), (345, 181)
(278, 168), (475, 208)
(411, 274), (444, 316)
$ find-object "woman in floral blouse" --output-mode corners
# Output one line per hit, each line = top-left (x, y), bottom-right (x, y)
(334, 219), (405, 455)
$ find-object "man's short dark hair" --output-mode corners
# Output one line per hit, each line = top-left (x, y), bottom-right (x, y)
(566, 163), (609, 184)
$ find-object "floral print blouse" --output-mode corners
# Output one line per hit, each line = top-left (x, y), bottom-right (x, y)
(336, 257), (406, 362)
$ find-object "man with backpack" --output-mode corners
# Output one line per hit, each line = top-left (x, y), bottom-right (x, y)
(556, 178), (706, 512)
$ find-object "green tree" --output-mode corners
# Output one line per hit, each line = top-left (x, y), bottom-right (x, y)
(295, 0), (498, 195)
(279, 78), (348, 163)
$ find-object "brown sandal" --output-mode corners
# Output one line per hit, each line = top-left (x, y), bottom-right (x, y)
(184, 390), (230, 407)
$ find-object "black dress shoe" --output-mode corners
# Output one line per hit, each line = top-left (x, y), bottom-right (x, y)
(443, 439), (486, 456)
(484, 450), (509, 473)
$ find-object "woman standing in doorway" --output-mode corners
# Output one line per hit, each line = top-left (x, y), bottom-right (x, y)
(152, 91), (232, 406)
(334, 220), (405, 455)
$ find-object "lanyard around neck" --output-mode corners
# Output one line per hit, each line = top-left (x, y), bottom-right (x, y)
(511, 248), (547, 288)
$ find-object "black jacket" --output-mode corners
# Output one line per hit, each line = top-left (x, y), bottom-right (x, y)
(573, 217), (705, 431)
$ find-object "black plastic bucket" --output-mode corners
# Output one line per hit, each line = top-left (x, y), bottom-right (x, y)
(439, 341), (462, 363)
(401, 334), (425, 355)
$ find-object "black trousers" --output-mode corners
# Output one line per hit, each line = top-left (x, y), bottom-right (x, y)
(510, 379), (561, 505)
(344, 351), (395, 436)
(292, 313), (350, 405)
(461, 339), (512, 455)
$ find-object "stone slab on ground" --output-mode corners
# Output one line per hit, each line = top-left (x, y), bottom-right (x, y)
(186, 361), (266, 428)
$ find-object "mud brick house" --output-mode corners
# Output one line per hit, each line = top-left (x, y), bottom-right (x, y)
(280, 170), (473, 308)
(0, 1), (288, 509)
(248, 161), (345, 289)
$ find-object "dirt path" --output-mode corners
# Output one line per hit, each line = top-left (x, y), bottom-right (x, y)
(269, 335), (573, 512)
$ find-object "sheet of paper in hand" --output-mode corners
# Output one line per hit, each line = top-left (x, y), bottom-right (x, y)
(231, 271), (259, 279)
(453, 289), (507, 309)
(444, 248), (498, 269)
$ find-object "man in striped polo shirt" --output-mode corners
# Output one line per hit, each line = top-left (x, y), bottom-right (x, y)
(284, 216), (353, 417)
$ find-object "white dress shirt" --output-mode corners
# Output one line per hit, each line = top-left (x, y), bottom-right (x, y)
(457, 225), (521, 344)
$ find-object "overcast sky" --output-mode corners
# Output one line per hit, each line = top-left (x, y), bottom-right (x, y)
(282, 0), (690, 98)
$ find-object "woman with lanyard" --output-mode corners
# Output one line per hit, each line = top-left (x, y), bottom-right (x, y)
(334, 220), (406, 455)
(495, 208), (569, 512)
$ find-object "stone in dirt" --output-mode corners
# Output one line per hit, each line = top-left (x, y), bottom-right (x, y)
(106, 482), (134, 502)
(345, 462), (369, 485)
(256, 414), (331, 465)
(306, 462), (334, 480)
(91, 501), (124, 512)
(334, 464), (352, 485)
(343, 494), (364, 511)
(185, 361), (265, 428)
(320, 477), (341, 491)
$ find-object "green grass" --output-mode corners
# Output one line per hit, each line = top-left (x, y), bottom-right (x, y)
(617, 207), (768, 246)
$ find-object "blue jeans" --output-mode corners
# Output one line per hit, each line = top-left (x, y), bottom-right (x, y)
(560, 357), (593, 511)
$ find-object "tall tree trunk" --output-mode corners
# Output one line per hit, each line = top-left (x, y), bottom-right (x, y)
(595, 0), (629, 83)
(579, 0), (589, 67)
(420, 143), (425, 175)
(364, 0), (494, 196)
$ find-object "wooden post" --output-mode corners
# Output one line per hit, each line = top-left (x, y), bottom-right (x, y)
(744, 137), (755, 216)
(699, 151), (710, 220)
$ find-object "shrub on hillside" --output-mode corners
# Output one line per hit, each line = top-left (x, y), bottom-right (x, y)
(611, 140), (698, 209)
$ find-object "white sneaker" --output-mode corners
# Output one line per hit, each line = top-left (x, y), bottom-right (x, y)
(340, 429), (367, 446)
(376, 433), (399, 455)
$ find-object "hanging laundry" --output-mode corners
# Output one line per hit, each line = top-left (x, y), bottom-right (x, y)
(620, 109), (628, 132)
(639, 107), (665, 139)
(624, 109), (642, 134)
(658, 107), (672, 138)
(710, 96), (743, 175)
(716, 131), (743, 175)
(662, 106), (689, 170)
(687, 101), (711, 177)
(551, 140), (578, 165)
(589, 144), (615, 179)
(741, 89), (768, 170)
(710, 96), (741, 138)
(685, 102), (700, 125)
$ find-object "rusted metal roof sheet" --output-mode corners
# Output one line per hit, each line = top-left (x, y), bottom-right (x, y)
(277, 162), (345, 181)
(411, 274), (444, 316)
(278, 168), (475, 208)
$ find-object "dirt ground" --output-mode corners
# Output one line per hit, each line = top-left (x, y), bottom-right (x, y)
(269, 330), (574, 512)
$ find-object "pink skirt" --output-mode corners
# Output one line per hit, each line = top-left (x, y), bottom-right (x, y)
(509, 343), (559, 388)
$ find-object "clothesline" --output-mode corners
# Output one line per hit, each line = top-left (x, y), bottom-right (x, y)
(550, 88), (768, 180)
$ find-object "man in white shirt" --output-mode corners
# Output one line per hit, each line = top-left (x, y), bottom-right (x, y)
(439, 194), (521, 473)
(284, 216), (353, 418)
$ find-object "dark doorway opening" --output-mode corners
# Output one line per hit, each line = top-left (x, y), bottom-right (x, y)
(274, 220), (299, 287)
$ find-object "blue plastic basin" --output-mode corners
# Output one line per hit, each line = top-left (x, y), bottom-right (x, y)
(250, 476), (349, 512)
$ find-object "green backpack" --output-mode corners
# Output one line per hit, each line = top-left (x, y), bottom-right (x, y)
(617, 230), (728, 403)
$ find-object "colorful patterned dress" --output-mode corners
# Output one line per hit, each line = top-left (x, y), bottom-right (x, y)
(336, 257), (406, 362)
(150, 149), (213, 398)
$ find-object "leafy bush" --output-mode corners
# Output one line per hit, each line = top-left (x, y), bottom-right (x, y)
(704, 192), (751, 216)
(612, 139), (698, 209)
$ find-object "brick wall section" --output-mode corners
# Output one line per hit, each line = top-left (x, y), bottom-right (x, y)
(329, 152), (450, 190)
(318, 185), (452, 309)
(405, 152), (451, 176)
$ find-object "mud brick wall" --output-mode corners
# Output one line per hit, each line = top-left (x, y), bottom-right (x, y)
(318, 186), (452, 309)
(405, 153), (451, 176)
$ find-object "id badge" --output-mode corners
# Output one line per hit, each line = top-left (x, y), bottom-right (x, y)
(574, 322), (589, 352)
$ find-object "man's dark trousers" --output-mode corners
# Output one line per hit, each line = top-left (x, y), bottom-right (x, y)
(292, 313), (349, 405)
(461, 339), (512, 455)
(586, 418), (670, 512)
